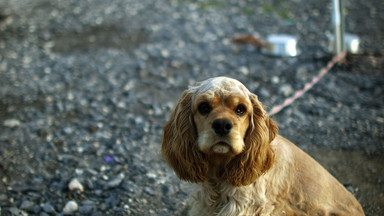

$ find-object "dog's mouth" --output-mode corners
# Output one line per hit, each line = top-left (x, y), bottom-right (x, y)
(211, 142), (231, 154)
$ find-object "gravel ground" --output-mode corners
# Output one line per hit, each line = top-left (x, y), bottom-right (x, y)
(0, 0), (383, 215)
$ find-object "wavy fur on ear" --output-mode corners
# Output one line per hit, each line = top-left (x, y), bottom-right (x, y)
(161, 90), (209, 183)
(217, 94), (277, 186)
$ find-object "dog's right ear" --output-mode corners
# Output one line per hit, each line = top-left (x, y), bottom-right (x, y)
(161, 90), (208, 183)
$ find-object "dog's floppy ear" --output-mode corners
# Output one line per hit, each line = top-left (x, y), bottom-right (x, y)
(217, 94), (277, 186)
(161, 90), (208, 183)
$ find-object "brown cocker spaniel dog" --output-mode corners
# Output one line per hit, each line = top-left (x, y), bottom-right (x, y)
(162, 77), (364, 216)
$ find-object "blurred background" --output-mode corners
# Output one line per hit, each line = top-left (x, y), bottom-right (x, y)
(0, 0), (383, 215)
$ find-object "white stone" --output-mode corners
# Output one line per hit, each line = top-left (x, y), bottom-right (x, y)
(63, 201), (78, 214)
(3, 119), (21, 128)
(68, 178), (84, 192)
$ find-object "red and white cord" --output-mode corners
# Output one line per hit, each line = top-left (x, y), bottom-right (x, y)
(268, 51), (347, 116)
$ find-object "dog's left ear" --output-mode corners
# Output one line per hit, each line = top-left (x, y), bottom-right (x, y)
(217, 94), (278, 186)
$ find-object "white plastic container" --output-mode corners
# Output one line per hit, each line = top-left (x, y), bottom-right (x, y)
(264, 34), (299, 57)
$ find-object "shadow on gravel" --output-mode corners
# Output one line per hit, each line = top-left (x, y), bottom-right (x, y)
(51, 25), (151, 53)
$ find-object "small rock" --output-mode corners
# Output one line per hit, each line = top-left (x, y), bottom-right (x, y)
(3, 119), (21, 128)
(94, 189), (103, 196)
(161, 49), (170, 58)
(161, 184), (171, 195)
(144, 187), (156, 196)
(271, 76), (280, 84)
(42, 203), (56, 213)
(40, 212), (50, 216)
(79, 205), (95, 214)
(0, 194), (8, 202)
(84, 178), (94, 190)
(122, 180), (141, 196)
(259, 88), (270, 98)
(81, 200), (95, 206)
(32, 205), (42, 214)
(63, 127), (73, 134)
(279, 84), (293, 96)
(105, 173), (125, 189)
(238, 66), (249, 75)
(7, 207), (21, 215)
(63, 200), (78, 214)
(20, 200), (34, 210)
(68, 178), (84, 192)
(105, 195), (119, 207)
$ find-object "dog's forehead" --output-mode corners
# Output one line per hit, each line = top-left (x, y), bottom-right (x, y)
(191, 77), (250, 97)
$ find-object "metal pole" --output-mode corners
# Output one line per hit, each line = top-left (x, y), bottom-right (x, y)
(332, 0), (345, 55)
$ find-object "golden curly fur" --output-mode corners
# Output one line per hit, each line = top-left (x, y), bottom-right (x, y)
(162, 77), (364, 216)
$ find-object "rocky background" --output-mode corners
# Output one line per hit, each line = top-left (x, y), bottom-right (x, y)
(0, 0), (383, 215)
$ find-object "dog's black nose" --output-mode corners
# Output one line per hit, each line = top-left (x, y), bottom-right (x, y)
(212, 118), (233, 136)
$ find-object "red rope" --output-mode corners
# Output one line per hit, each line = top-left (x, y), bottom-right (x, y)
(268, 51), (347, 116)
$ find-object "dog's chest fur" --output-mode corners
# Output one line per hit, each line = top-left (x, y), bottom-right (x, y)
(187, 180), (272, 216)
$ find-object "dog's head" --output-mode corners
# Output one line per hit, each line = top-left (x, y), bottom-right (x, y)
(162, 77), (278, 186)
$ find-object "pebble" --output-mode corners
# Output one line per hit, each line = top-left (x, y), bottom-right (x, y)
(105, 173), (125, 189)
(42, 203), (56, 213)
(238, 66), (249, 75)
(144, 187), (157, 196)
(0, 194), (8, 202)
(79, 205), (95, 214)
(259, 88), (270, 98)
(68, 178), (84, 192)
(3, 119), (21, 128)
(7, 207), (21, 215)
(279, 84), (293, 96)
(20, 200), (34, 210)
(271, 76), (280, 84)
(63, 200), (79, 214)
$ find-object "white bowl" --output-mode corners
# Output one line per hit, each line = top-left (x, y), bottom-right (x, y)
(263, 34), (299, 57)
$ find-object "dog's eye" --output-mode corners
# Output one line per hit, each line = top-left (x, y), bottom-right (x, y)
(235, 104), (246, 116)
(198, 102), (212, 115)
